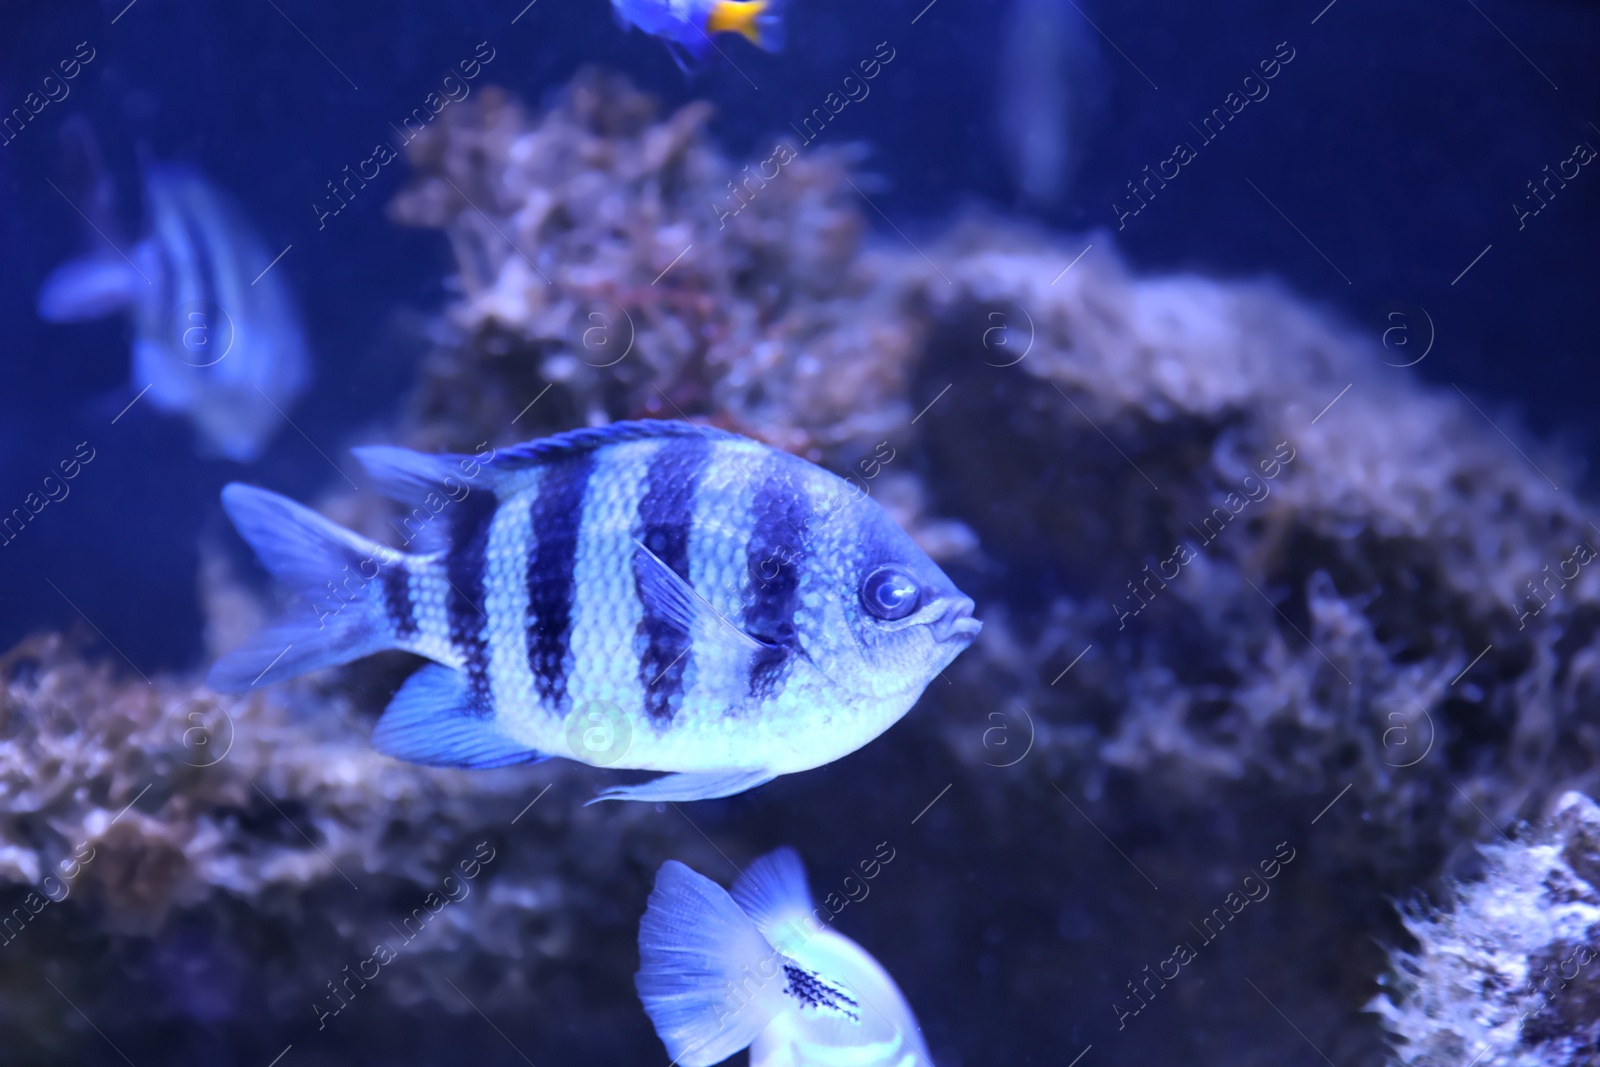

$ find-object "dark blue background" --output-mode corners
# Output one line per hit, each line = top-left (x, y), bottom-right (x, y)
(0, 0), (1595, 675)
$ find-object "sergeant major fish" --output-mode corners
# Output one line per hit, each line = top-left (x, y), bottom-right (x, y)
(38, 161), (311, 462)
(611, 0), (785, 69)
(207, 420), (980, 802)
(636, 847), (932, 1066)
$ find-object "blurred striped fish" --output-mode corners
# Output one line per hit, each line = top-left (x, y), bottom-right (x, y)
(637, 848), (932, 1066)
(38, 162), (310, 462)
(208, 420), (980, 802)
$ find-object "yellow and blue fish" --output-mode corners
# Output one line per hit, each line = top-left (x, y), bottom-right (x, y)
(611, 0), (784, 66)
(637, 847), (933, 1066)
(208, 421), (980, 802)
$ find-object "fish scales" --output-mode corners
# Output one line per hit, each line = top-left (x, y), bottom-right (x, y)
(407, 552), (455, 668)
(446, 486), (499, 703)
(683, 438), (777, 729)
(380, 561), (418, 639)
(484, 487), (536, 719)
(524, 450), (595, 708)
(564, 442), (653, 720)
(741, 452), (812, 699)
(634, 434), (713, 723)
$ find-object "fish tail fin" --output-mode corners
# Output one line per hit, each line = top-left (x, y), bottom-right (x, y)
(636, 861), (788, 1067)
(731, 847), (822, 950)
(207, 483), (406, 692)
(37, 253), (145, 323)
(707, 0), (783, 52)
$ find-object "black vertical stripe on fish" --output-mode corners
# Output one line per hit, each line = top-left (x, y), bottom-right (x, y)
(381, 560), (418, 639)
(446, 488), (499, 706)
(171, 194), (223, 361)
(151, 218), (179, 352)
(526, 452), (596, 708)
(634, 435), (713, 722)
(742, 457), (811, 699)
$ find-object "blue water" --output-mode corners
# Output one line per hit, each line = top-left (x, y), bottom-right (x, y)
(0, 1), (1596, 1063)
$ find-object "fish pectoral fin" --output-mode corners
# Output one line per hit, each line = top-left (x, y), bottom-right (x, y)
(372, 663), (546, 769)
(632, 538), (771, 658)
(587, 769), (776, 804)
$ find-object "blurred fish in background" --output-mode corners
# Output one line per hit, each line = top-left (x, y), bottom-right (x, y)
(994, 0), (1104, 211)
(610, 0), (785, 70)
(637, 847), (932, 1067)
(37, 124), (310, 463)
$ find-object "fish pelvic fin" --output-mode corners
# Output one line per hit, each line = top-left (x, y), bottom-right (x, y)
(706, 0), (783, 51)
(636, 860), (789, 1066)
(206, 483), (406, 692)
(372, 663), (547, 769)
(589, 769), (777, 804)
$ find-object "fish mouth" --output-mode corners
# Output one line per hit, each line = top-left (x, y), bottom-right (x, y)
(931, 597), (982, 644)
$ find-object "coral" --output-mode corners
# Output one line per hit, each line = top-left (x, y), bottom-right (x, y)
(388, 70), (918, 460)
(0, 633), (709, 1064)
(1373, 790), (1600, 1066)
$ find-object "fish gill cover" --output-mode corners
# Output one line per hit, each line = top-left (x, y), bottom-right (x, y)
(0, 3), (1597, 1067)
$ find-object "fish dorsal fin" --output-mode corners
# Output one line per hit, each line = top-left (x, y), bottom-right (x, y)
(492, 420), (739, 469)
(731, 847), (819, 949)
(356, 444), (486, 508)
(632, 537), (771, 657)
(356, 422), (741, 504)
(354, 424), (741, 552)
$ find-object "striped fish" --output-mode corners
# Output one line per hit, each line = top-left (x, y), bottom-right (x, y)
(637, 848), (931, 1067)
(207, 420), (980, 802)
(38, 162), (310, 462)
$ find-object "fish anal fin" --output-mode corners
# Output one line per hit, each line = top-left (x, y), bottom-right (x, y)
(373, 663), (545, 769)
(588, 769), (775, 804)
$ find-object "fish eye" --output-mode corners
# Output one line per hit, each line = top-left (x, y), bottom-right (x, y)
(860, 565), (921, 621)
